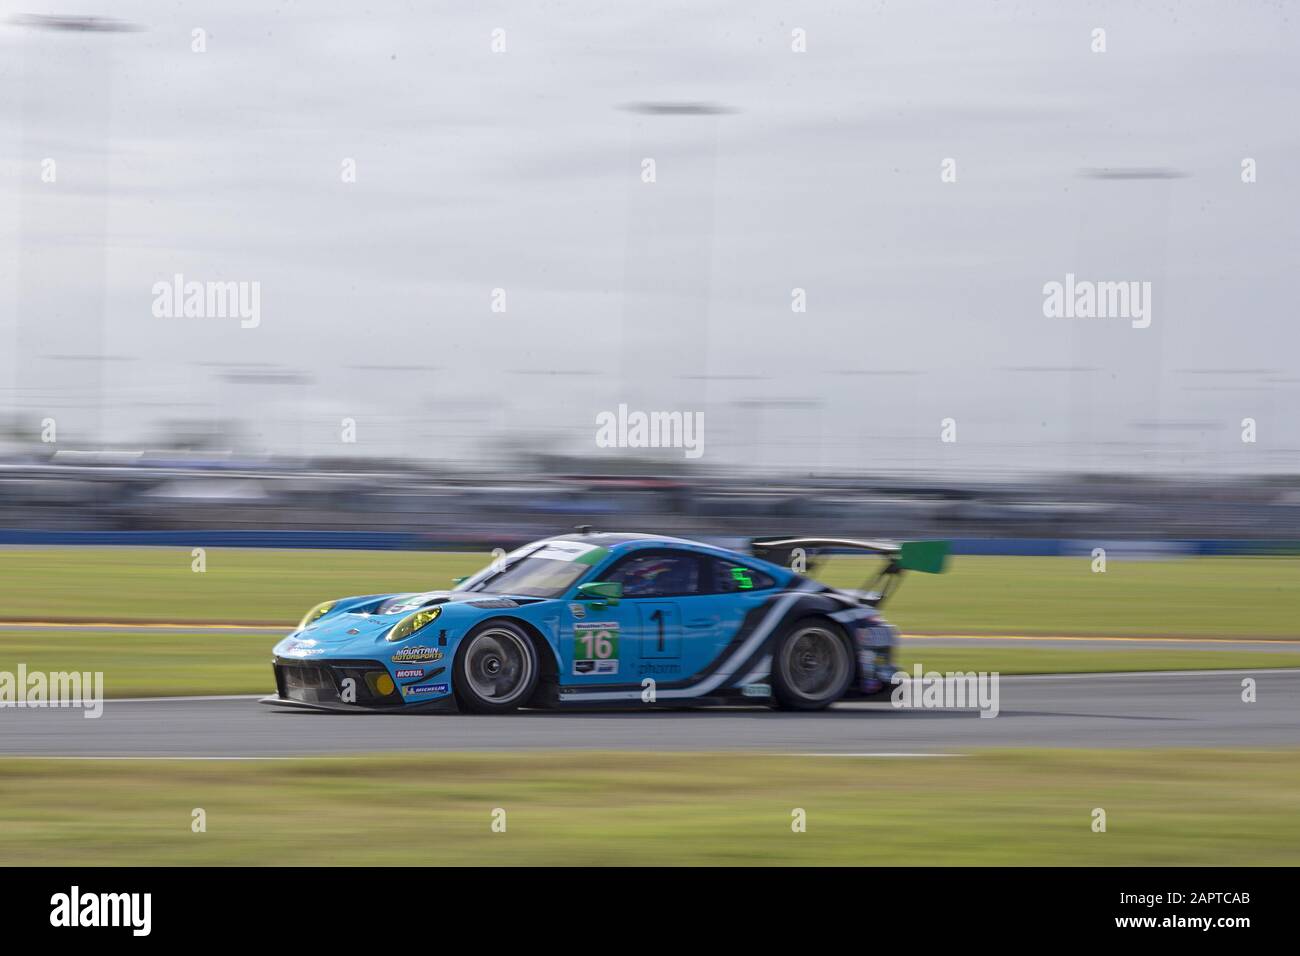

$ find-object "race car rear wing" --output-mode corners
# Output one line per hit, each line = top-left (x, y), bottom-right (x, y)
(748, 536), (949, 607)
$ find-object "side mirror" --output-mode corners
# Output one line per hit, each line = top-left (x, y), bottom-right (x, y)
(576, 581), (622, 606)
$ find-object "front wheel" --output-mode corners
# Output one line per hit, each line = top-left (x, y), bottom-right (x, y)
(454, 621), (540, 714)
(771, 617), (854, 711)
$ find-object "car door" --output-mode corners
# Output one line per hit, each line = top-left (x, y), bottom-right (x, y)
(562, 599), (638, 686)
(702, 556), (780, 661)
(598, 549), (710, 684)
(635, 599), (686, 682)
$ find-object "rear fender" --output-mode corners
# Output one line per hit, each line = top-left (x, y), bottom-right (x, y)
(758, 590), (895, 693)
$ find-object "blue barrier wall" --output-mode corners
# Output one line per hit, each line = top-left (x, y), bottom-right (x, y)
(0, 530), (426, 550)
(1, 530), (1297, 555)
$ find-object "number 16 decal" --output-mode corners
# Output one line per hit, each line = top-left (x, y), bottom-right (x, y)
(639, 603), (681, 659)
(573, 621), (620, 676)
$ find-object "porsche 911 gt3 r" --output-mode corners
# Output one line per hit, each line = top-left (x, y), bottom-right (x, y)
(264, 531), (948, 714)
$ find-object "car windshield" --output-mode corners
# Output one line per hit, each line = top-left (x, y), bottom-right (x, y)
(458, 554), (590, 598)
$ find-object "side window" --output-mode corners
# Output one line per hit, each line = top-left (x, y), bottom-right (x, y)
(605, 552), (702, 598)
(710, 558), (775, 593)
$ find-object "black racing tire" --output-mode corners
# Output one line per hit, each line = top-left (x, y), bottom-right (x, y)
(453, 619), (541, 714)
(770, 616), (855, 711)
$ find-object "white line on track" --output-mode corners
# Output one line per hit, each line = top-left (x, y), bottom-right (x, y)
(2, 755), (316, 760)
(10, 753), (964, 761)
(993, 668), (1300, 680)
(35, 693), (266, 706)
(783, 752), (965, 758)
(30, 669), (1300, 709)
(0, 621), (283, 631)
(903, 633), (1300, 645)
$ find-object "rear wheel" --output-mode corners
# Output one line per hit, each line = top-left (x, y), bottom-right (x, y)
(454, 620), (540, 714)
(771, 617), (854, 711)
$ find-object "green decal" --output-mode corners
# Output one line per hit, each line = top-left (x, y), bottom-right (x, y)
(897, 540), (950, 574)
(574, 622), (619, 661)
(731, 567), (754, 590)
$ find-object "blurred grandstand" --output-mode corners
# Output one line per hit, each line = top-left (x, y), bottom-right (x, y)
(2, 441), (1298, 548)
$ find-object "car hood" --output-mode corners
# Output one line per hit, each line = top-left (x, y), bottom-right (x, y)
(274, 590), (550, 659)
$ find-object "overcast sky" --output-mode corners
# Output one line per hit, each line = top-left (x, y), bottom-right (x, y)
(2, 1), (1298, 475)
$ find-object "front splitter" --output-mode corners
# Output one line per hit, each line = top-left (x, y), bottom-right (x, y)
(259, 695), (458, 714)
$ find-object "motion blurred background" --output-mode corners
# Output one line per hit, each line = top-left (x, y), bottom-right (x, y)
(1, 1), (1298, 548)
(2, 3), (1300, 873)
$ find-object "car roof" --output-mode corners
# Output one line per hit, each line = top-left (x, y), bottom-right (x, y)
(537, 532), (795, 582)
(545, 531), (707, 550)
(544, 531), (783, 566)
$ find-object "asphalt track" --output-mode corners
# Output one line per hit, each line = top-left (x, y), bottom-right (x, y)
(2, 669), (1297, 757)
(5, 621), (1300, 654)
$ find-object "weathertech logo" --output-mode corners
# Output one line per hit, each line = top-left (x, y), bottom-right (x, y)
(50, 886), (151, 936)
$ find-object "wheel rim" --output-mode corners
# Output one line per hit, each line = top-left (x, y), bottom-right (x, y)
(780, 626), (849, 701)
(464, 628), (534, 703)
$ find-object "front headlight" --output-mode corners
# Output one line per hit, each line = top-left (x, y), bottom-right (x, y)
(386, 605), (442, 642)
(297, 600), (336, 630)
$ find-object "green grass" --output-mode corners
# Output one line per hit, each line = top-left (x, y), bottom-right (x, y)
(0, 631), (274, 697)
(897, 645), (1300, 676)
(0, 630), (1295, 698)
(3, 551), (1291, 866)
(2, 548), (1298, 638)
(1, 547), (1297, 696)
(0, 547), (461, 625)
(1, 749), (1296, 865)
(821, 554), (1300, 638)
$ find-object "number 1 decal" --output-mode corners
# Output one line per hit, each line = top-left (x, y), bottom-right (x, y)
(639, 603), (680, 659)
(649, 609), (665, 652)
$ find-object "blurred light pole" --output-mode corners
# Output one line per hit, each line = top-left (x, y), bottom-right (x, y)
(616, 102), (735, 445)
(11, 14), (143, 449)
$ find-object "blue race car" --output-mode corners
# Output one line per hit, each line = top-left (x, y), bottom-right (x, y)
(265, 531), (948, 714)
